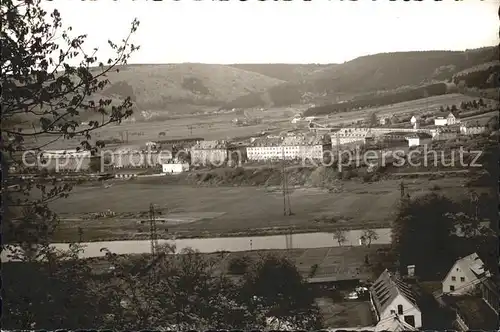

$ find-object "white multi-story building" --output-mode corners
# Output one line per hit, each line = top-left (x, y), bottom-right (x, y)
(246, 134), (331, 161)
(460, 122), (488, 136)
(191, 140), (228, 166)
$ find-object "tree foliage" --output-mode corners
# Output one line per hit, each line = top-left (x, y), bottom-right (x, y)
(361, 228), (379, 247)
(240, 254), (322, 329)
(1, 0), (139, 252)
(333, 228), (347, 246)
(391, 193), (456, 278)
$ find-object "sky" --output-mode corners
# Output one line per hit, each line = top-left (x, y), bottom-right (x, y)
(42, 0), (499, 64)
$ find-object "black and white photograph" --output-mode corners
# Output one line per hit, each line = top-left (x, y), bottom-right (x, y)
(1, 0), (499, 330)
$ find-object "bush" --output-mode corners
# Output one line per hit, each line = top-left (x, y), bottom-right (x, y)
(228, 255), (252, 275)
(341, 169), (356, 180)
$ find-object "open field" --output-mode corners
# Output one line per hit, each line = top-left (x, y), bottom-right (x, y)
(50, 177), (477, 242)
(30, 110), (295, 150)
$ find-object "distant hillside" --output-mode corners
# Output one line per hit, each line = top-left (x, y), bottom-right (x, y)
(97, 63), (286, 111)
(228, 64), (334, 82)
(452, 61), (500, 89)
(304, 83), (449, 117)
(228, 47), (499, 108)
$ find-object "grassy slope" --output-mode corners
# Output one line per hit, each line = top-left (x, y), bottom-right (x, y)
(228, 47), (499, 108)
(99, 63), (286, 110)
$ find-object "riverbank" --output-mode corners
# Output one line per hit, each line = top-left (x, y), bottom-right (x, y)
(2, 228), (392, 262)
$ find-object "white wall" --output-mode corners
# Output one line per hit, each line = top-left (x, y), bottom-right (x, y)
(246, 145), (325, 161)
(435, 118), (447, 126)
(407, 138), (420, 147)
(460, 126), (487, 135)
(379, 294), (422, 329)
(191, 149), (227, 165)
(442, 262), (480, 295)
(162, 163), (189, 174)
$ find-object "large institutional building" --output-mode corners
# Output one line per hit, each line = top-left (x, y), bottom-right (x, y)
(246, 134), (331, 161)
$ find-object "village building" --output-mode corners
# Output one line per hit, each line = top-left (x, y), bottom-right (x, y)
(379, 117), (389, 126)
(432, 126), (460, 141)
(480, 275), (500, 315)
(246, 134), (331, 161)
(369, 269), (422, 329)
(434, 111), (460, 126)
(447, 111), (460, 125)
(410, 115), (418, 125)
(434, 117), (448, 126)
(161, 161), (190, 174)
(405, 132), (432, 147)
(460, 122), (488, 136)
(442, 253), (490, 295)
(191, 140), (228, 166)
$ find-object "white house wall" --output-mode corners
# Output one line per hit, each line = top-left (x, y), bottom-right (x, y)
(191, 149), (227, 165)
(442, 262), (480, 295)
(379, 294), (422, 329)
(246, 145), (326, 161)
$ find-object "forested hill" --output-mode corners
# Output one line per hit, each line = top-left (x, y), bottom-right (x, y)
(226, 46), (499, 109)
(228, 63), (334, 82)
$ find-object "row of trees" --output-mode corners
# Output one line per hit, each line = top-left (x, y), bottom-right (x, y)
(439, 98), (486, 113)
(3, 244), (322, 329)
(391, 188), (497, 279)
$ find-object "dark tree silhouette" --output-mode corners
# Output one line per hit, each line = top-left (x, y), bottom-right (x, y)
(391, 193), (456, 278)
(240, 254), (322, 329)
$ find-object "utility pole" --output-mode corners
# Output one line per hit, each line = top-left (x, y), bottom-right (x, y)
(400, 181), (405, 198)
(149, 203), (158, 258)
(77, 227), (83, 243)
(336, 132), (341, 172)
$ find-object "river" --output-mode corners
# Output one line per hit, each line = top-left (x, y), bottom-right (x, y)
(1, 228), (392, 262)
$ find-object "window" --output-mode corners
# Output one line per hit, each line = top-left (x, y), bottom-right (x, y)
(397, 304), (403, 315)
(450, 285), (455, 291)
(460, 277), (465, 282)
(404, 315), (415, 327)
(451, 276), (456, 281)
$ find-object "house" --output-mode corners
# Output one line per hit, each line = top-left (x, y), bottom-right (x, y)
(445, 295), (500, 331)
(246, 134), (331, 161)
(379, 117), (389, 125)
(434, 117), (448, 126)
(447, 111), (460, 125)
(410, 116), (418, 125)
(442, 253), (490, 295)
(432, 127), (459, 141)
(460, 122), (488, 136)
(145, 141), (159, 149)
(479, 275), (499, 314)
(370, 269), (422, 329)
(190, 140), (228, 166)
(434, 111), (460, 126)
(405, 132), (432, 147)
(161, 162), (189, 174)
(374, 314), (418, 331)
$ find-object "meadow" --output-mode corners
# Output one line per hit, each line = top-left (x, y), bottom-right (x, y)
(50, 177), (474, 242)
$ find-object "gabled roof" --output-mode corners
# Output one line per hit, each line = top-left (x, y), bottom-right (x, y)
(405, 132), (433, 139)
(370, 269), (420, 316)
(445, 252), (490, 282)
(449, 110), (460, 118)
